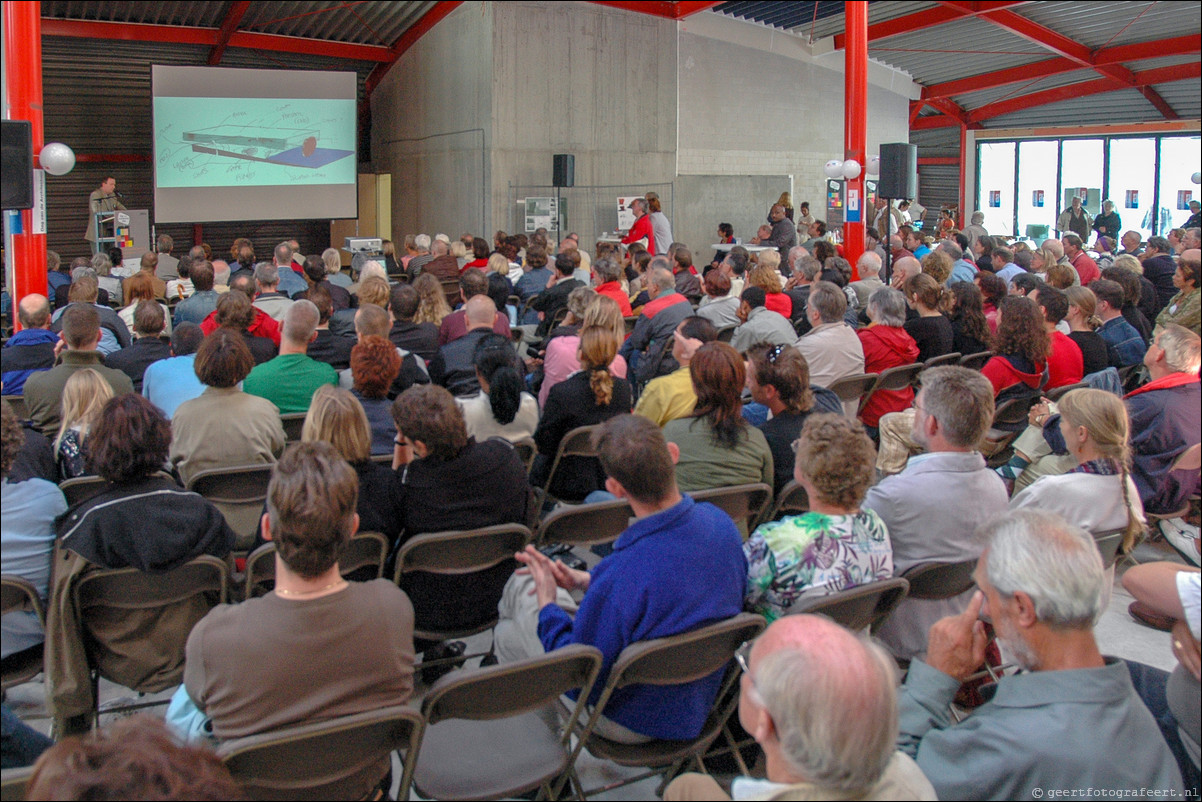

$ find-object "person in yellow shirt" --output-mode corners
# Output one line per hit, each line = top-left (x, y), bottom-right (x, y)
(634, 316), (716, 426)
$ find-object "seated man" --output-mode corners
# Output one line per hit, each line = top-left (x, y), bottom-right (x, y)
(293, 254), (351, 312)
(1029, 284), (1083, 390)
(250, 262), (294, 322)
(1093, 278), (1147, 367)
(242, 300), (338, 414)
(303, 284), (356, 371)
(183, 442), (415, 753)
(897, 509), (1183, 799)
(429, 295), (497, 397)
(1, 294), (58, 395)
(389, 283), (440, 363)
(50, 274), (131, 356)
(496, 414), (746, 743)
(140, 322), (205, 420)
(863, 367), (1009, 660)
(664, 616), (936, 802)
(530, 254), (585, 339)
(337, 303), (429, 398)
(438, 268), (512, 346)
(619, 266), (693, 387)
(730, 287), (796, 353)
(199, 273), (282, 346)
(105, 301), (173, 393)
(795, 281), (865, 395)
(634, 316), (716, 427)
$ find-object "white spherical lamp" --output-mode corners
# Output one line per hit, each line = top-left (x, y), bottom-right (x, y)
(39, 142), (76, 176)
(823, 160), (844, 179)
(842, 159), (862, 180)
(1192, 171), (1201, 185)
(866, 155), (880, 176)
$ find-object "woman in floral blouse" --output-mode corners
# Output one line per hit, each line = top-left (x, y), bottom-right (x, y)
(744, 413), (892, 622)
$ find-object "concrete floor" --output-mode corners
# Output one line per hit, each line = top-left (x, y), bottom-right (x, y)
(3, 536), (1188, 800)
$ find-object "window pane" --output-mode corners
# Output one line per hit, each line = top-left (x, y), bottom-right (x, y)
(978, 141), (1016, 237)
(1157, 135), (1202, 234)
(1017, 140), (1058, 245)
(1058, 139), (1103, 234)
(1107, 138), (1155, 243)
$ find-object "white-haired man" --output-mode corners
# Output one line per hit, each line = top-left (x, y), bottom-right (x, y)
(897, 509), (1183, 799)
(849, 251), (885, 308)
(665, 615), (936, 801)
(406, 234), (434, 278)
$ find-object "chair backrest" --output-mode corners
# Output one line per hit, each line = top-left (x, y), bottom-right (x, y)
(825, 372), (879, 405)
(900, 560), (977, 601)
(1046, 380), (1087, 402)
(623, 315), (639, 335)
(393, 524), (533, 584)
(857, 363), (923, 415)
(1172, 442), (1202, 473)
(991, 395), (1033, 429)
(536, 497), (634, 548)
(1, 575), (45, 623)
(186, 464), (275, 550)
(244, 542), (278, 599)
(369, 452), (393, 464)
(245, 533), (390, 598)
(787, 577), (910, 633)
(716, 324), (736, 343)
(604, 613), (766, 690)
(923, 352), (961, 369)
(512, 437), (538, 473)
(1, 394), (27, 420)
(540, 424), (600, 495)
(217, 705), (424, 802)
(58, 475), (107, 507)
(759, 480), (809, 525)
(690, 484), (773, 535)
(1092, 529), (1124, 570)
(959, 350), (993, 371)
(74, 555), (230, 612)
(423, 644), (603, 728)
(280, 413), (307, 443)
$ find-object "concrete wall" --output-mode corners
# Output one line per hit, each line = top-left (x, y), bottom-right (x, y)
(371, 3), (493, 243)
(489, 2), (677, 243)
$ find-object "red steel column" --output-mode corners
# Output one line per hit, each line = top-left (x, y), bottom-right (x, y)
(843, 1), (868, 276)
(4, 1), (47, 329)
(959, 122), (968, 227)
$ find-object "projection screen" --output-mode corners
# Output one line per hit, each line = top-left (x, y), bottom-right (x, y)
(152, 66), (358, 223)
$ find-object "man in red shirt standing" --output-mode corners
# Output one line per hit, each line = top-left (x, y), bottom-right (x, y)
(1062, 234), (1100, 286)
(621, 197), (656, 255)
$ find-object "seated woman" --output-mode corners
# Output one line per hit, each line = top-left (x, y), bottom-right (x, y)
(301, 386), (401, 549)
(349, 335), (401, 456)
(486, 268), (517, 326)
(663, 342), (773, 493)
(214, 291), (276, 365)
(118, 271), (171, 336)
(945, 281), (992, 357)
(975, 271), (1007, 335)
(412, 273), (452, 327)
(55, 369), (113, 481)
(457, 333), (539, 443)
(533, 324), (632, 502)
(747, 260), (791, 319)
(1155, 255), (1199, 337)
(982, 295), (1050, 416)
(1065, 286), (1110, 376)
(390, 385), (531, 635)
(904, 274), (955, 363)
(696, 270), (741, 329)
(170, 328), (287, 485)
(857, 287), (919, 432)
(744, 414), (892, 622)
(57, 394), (235, 571)
(539, 294), (628, 408)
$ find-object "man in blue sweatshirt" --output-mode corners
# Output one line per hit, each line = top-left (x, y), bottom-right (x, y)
(496, 414), (747, 743)
(1, 295), (58, 395)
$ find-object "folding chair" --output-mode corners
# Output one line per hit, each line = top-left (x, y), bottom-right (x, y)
(243, 532), (390, 599)
(0, 766), (34, 802)
(786, 577), (910, 634)
(512, 436), (538, 474)
(825, 372), (878, 419)
(1146, 443), (1201, 524)
(369, 452), (393, 464)
(715, 324), (736, 343)
(923, 352), (961, 369)
(623, 315), (639, 335)
(690, 483), (773, 538)
(1046, 380), (1087, 402)
(536, 424), (600, 507)
(958, 350), (993, 371)
(536, 497), (634, 549)
(393, 524), (533, 665)
(571, 613), (767, 798)
(900, 560), (977, 601)
(280, 413), (307, 443)
(980, 396), (1036, 468)
(72, 555), (229, 727)
(186, 464), (274, 551)
(1, 576), (46, 691)
(758, 479), (809, 525)
(0, 395), (26, 420)
(217, 704), (425, 802)
(413, 645), (604, 801)
(58, 475), (107, 507)
(1092, 529), (1125, 570)
(857, 363), (925, 417)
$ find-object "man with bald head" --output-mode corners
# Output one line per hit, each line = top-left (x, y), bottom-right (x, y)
(423, 238), (461, 283)
(751, 203), (797, 261)
(242, 299), (338, 414)
(430, 295), (497, 396)
(664, 615), (936, 801)
(2, 295), (59, 394)
(849, 251), (886, 308)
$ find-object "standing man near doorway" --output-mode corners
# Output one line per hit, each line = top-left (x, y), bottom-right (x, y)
(85, 176), (126, 255)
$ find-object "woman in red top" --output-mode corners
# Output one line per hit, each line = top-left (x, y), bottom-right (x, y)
(981, 296), (1050, 428)
(747, 260), (792, 319)
(975, 271), (1006, 336)
(857, 287), (920, 430)
(460, 237), (490, 273)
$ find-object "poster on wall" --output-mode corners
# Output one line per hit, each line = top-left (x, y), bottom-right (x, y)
(1076, 187), (1089, 201)
(1033, 190), (1045, 207)
(988, 190), (1002, 208)
(1125, 190), (1139, 209)
(616, 196), (641, 230)
(826, 179), (845, 228)
(1178, 190), (1194, 210)
(524, 197), (559, 232)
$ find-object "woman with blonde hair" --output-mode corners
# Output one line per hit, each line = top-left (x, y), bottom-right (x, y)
(747, 262), (791, 318)
(1064, 286), (1109, 375)
(486, 252), (510, 279)
(539, 294), (628, 407)
(412, 272), (452, 326)
(301, 385), (401, 548)
(322, 247), (351, 288)
(1011, 388), (1144, 556)
(55, 369), (115, 480)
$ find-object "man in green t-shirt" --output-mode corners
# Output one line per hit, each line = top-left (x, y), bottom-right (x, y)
(242, 299), (337, 414)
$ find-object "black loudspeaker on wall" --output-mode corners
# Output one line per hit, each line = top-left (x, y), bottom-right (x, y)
(1, 120), (34, 211)
(878, 142), (917, 200)
(552, 154), (575, 188)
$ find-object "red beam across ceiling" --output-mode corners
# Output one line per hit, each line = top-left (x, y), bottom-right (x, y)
(590, 1), (678, 19)
(832, 1), (1028, 50)
(207, 0), (252, 66)
(364, 1), (463, 97)
(41, 17), (394, 62)
(671, 1), (724, 19)
(911, 116), (962, 131)
(968, 60), (1201, 122)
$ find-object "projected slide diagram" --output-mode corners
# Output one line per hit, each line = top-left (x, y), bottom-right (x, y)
(154, 97), (356, 188)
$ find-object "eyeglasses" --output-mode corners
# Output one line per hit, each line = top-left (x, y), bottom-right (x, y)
(734, 641), (754, 674)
